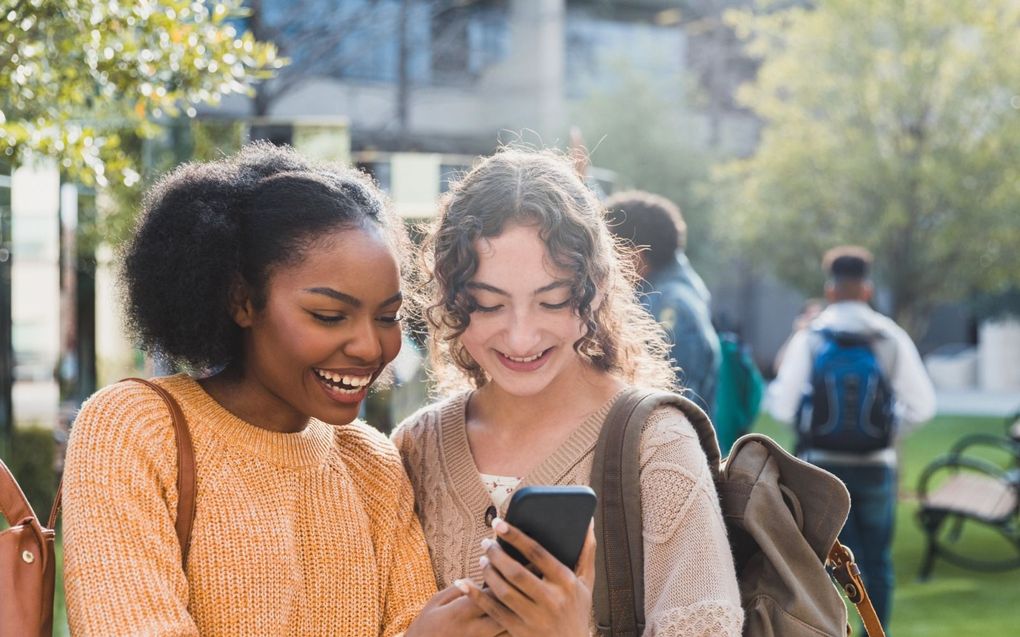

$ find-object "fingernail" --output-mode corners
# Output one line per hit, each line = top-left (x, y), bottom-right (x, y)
(479, 555), (490, 568)
(480, 537), (494, 550)
(454, 579), (469, 593)
(492, 517), (509, 534)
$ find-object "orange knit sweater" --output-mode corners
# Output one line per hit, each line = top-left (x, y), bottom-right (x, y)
(63, 375), (436, 636)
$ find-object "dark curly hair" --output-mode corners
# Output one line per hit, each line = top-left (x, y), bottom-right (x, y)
(603, 190), (687, 269)
(121, 141), (406, 371)
(419, 148), (676, 393)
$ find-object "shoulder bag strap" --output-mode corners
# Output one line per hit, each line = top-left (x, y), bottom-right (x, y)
(591, 388), (651, 637)
(47, 377), (197, 568)
(0, 456), (37, 526)
(827, 541), (887, 637)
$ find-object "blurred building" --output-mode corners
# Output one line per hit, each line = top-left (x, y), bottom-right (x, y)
(214, 0), (760, 176)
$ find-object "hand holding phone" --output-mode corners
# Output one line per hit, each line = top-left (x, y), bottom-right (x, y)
(496, 485), (597, 571)
(456, 488), (598, 637)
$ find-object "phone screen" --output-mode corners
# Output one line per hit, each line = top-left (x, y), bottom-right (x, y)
(497, 485), (597, 570)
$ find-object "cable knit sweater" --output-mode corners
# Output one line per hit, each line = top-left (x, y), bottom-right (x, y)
(63, 374), (436, 636)
(392, 391), (744, 637)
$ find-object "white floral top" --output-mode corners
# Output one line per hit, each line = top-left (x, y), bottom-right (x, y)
(479, 473), (521, 510)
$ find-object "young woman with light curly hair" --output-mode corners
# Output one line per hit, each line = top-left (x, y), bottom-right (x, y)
(393, 148), (744, 636)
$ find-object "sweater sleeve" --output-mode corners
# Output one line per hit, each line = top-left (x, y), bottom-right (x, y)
(638, 407), (744, 637)
(62, 382), (199, 636)
(339, 425), (437, 637)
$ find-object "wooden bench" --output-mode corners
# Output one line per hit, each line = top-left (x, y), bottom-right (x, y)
(916, 417), (1020, 580)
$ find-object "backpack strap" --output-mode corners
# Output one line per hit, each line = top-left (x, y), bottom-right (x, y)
(47, 377), (197, 568)
(591, 388), (721, 636)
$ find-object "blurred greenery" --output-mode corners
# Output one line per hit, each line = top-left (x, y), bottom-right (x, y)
(1, 0), (281, 240)
(84, 118), (247, 249)
(6, 426), (57, 520)
(720, 0), (1020, 337)
(753, 412), (1020, 635)
(573, 66), (726, 275)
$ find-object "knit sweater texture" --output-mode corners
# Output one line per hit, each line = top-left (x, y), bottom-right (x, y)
(392, 391), (744, 636)
(63, 374), (437, 636)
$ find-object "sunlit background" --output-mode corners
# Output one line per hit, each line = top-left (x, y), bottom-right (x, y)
(2, 1), (1019, 634)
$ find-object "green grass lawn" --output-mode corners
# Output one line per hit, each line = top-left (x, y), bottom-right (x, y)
(49, 413), (1019, 635)
(755, 413), (1020, 636)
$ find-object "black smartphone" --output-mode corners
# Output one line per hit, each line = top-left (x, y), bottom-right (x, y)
(497, 485), (597, 571)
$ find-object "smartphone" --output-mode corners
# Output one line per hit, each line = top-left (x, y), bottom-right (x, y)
(497, 485), (597, 571)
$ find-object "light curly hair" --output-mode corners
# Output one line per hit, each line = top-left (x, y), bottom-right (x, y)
(416, 147), (677, 395)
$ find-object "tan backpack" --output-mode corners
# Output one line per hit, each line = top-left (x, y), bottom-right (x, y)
(0, 378), (195, 637)
(590, 389), (885, 637)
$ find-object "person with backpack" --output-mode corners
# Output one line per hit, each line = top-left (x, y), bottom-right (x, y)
(393, 149), (743, 635)
(604, 191), (722, 416)
(767, 246), (936, 630)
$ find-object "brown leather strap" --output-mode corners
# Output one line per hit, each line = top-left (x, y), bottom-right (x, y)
(827, 541), (887, 637)
(48, 477), (62, 529)
(46, 378), (197, 569)
(0, 456), (37, 525)
(591, 389), (648, 636)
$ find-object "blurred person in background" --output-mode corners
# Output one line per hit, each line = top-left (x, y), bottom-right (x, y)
(604, 191), (721, 416)
(767, 246), (936, 631)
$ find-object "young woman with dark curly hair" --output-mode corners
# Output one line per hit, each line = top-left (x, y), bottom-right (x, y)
(392, 148), (744, 636)
(60, 143), (509, 636)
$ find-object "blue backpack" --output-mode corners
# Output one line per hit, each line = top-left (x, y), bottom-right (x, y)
(797, 329), (896, 453)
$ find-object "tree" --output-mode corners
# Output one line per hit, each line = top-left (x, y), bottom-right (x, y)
(574, 68), (723, 272)
(721, 0), (1020, 335)
(1, 0), (282, 188)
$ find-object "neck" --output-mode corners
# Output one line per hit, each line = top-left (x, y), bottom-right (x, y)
(473, 365), (623, 434)
(464, 366), (624, 476)
(199, 365), (310, 434)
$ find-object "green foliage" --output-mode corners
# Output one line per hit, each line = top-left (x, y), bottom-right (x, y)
(720, 0), (1020, 333)
(5, 426), (57, 521)
(573, 68), (724, 272)
(0, 0), (282, 190)
(78, 118), (247, 250)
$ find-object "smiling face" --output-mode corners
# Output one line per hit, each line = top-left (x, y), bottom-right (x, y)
(459, 223), (590, 398)
(234, 223), (403, 427)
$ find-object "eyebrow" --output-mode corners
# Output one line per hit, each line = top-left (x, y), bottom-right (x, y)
(303, 287), (402, 308)
(465, 280), (572, 296)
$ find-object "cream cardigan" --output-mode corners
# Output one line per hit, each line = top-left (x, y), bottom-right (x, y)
(392, 391), (744, 636)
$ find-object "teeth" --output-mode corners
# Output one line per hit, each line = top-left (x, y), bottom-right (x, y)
(314, 369), (372, 388)
(506, 352), (542, 363)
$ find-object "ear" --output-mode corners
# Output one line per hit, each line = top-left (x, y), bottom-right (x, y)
(860, 281), (875, 302)
(824, 281), (837, 303)
(229, 278), (256, 328)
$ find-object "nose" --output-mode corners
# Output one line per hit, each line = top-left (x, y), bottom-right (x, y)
(342, 316), (384, 363)
(505, 307), (541, 354)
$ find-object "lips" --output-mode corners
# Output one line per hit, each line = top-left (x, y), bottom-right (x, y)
(312, 367), (377, 405)
(496, 347), (552, 372)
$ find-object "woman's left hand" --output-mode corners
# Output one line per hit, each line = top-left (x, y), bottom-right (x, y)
(457, 518), (595, 637)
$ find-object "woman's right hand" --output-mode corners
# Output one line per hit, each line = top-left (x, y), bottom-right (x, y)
(405, 585), (506, 637)
(457, 519), (596, 637)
